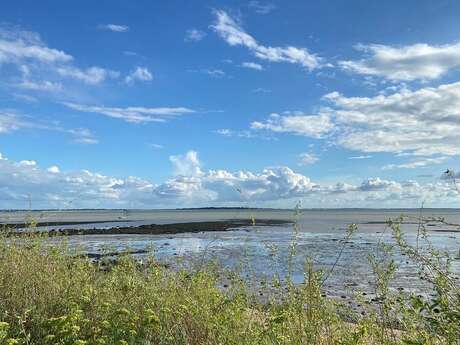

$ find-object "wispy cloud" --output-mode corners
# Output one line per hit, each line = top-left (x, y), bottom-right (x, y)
(185, 29), (206, 42)
(206, 68), (226, 78)
(0, 27), (72, 64)
(211, 10), (322, 70)
(348, 155), (372, 160)
(382, 156), (449, 170)
(149, 143), (164, 149)
(248, 1), (276, 14)
(56, 66), (119, 85)
(0, 25), (120, 96)
(15, 80), (63, 92)
(252, 87), (271, 93)
(298, 152), (319, 166)
(63, 102), (195, 124)
(98, 24), (130, 32)
(0, 110), (97, 144)
(241, 61), (263, 70)
(251, 112), (334, 139)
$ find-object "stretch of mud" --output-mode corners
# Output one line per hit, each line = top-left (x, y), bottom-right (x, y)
(5, 219), (291, 237)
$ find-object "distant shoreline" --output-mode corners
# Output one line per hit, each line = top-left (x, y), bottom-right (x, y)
(2, 207), (460, 212)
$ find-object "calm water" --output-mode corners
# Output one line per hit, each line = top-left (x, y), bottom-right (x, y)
(2, 209), (460, 296)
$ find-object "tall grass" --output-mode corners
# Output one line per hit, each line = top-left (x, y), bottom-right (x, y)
(0, 216), (459, 344)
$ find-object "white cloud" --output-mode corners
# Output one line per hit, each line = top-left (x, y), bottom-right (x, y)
(252, 81), (460, 157)
(211, 10), (322, 70)
(63, 102), (195, 124)
(124, 67), (153, 84)
(298, 152), (319, 166)
(349, 155), (372, 160)
(248, 1), (276, 15)
(206, 68), (226, 78)
(215, 128), (258, 139)
(67, 128), (99, 145)
(0, 151), (458, 209)
(185, 29), (206, 42)
(0, 25), (119, 94)
(47, 165), (60, 173)
(0, 110), (98, 144)
(340, 42), (460, 81)
(241, 61), (263, 70)
(12, 93), (38, 103)
(0, 28), (72, 64)
(251, 112), (334, 139)
(15, 80), (63, 92)
(382, 156), (449, 170)
(149, 143), (164, 150)
(56, 66), (119, 85)
(216, 128), (233, 137)
(325, 82), (460, 156)
(252, 87), (271, 93)
(169, 150), (203, 176)
(98, 24), (129, 33)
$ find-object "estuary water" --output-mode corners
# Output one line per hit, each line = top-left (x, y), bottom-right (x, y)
(2, 208), (460, 297)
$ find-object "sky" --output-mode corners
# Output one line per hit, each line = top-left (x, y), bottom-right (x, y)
(1, 0), (460, 209)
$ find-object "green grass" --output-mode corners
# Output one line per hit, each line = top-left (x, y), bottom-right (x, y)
(0, 219), (459, 344)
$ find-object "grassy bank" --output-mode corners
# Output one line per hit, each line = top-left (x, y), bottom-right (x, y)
(0, 219), (459, 344)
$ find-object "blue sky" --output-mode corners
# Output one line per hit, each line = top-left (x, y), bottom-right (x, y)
(1, 0), (460, 209)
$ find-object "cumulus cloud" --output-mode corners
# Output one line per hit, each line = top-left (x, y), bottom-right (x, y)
(0, 153), (154, 209)
(98, 24), (130, 33)
(325, 82), (460, 156)
(211, 10), (322, 70)
(241, 61), (263, 70)
(124, 67), (153, 84)
(185, 29), (206, 42)
(169, 150), (203, 176)
(63, 102), (195, 124)
(0, 151), (458, 209)
(252, 81), (460, 157)
(340, 42), (460, 81)
(47, 165), (60, 173)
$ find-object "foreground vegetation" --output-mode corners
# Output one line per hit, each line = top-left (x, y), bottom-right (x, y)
(0, 218), (459, 344)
